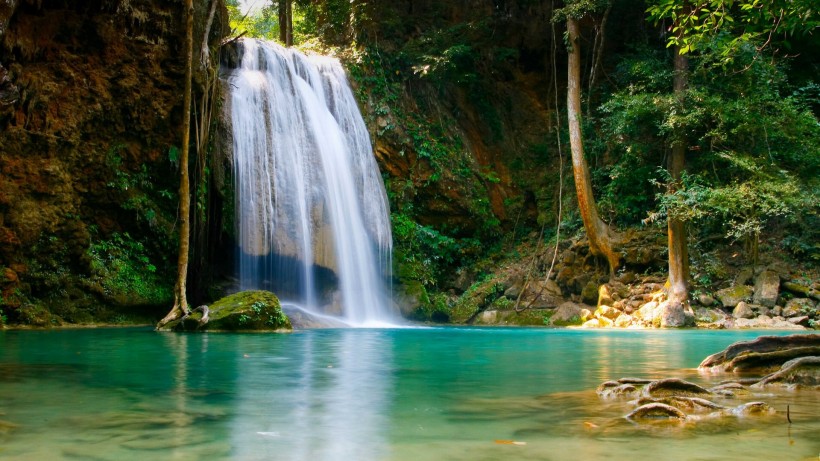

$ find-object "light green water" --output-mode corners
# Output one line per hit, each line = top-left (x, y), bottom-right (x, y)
(0, 328), (817, 460)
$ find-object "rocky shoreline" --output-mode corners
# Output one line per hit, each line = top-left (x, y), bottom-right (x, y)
(597, 334), (820, 424)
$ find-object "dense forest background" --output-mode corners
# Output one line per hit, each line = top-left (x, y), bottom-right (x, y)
(0, 0), (817, 327)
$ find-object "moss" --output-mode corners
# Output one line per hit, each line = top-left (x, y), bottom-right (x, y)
(552, 315), (583, 327)
(15, 303), (61, 327)
(162, 290), (292, 332)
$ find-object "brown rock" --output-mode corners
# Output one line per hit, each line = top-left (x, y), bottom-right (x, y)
(700, 334), (820, 370)
(753, 270), (780, 307)
(644, 378), (711, 397)
(732, 301), (755, 319)
(626, 403), (687, 421)
(716, 285), (754, 309)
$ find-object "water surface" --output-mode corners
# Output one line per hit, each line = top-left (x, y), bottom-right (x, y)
(0, 328), (817, 460)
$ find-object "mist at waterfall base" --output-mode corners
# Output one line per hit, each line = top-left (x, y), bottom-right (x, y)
(228, 39), (396, 327)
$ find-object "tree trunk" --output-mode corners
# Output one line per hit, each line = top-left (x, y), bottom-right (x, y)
(666, 45), (689, 305)
(157, 0), (194, 329)
(279, 1), (292, 46)
(566, 17), (620, 274)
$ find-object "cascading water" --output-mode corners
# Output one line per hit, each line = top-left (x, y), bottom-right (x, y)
(228, 38), (394, 326)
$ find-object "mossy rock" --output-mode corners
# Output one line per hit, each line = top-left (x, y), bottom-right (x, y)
(161, 290), (292, 332)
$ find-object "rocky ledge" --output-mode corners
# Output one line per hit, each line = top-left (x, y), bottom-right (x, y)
(597, 333), (819, 424)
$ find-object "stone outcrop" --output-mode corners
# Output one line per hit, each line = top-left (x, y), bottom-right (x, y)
(159, 290), (292, 332)
(699, 334), (820, 371)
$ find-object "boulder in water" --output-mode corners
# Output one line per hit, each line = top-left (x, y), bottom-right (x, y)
(699, 334), (820, 371)
(644, 378), (712, 397)
(752, 356), (820, 388)
(159, 290), (292, 332)
(626, 403), (687, 422)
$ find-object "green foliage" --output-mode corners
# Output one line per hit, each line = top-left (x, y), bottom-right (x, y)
(226, 0), (282, 41)
(553, 0), (612, 21)
(106, 145), (177, 236)
(596, 44), (819, 260)
(87, 232), (172, 306)
(391, 213), (481, 288)
(646, 0), (819, 60)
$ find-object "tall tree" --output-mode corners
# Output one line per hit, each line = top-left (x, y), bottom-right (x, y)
(646, 0), (819, 304)
(565, 12), (621, 274)
(666, 43), (689, 307)
(279, 0), (292, 46)
(157, 0), (194, 329)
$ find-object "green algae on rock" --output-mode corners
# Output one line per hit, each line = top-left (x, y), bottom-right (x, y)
(158, 290), (291, 332)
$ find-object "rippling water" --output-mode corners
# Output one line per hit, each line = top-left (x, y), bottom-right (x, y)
(0, 328), (817, 460)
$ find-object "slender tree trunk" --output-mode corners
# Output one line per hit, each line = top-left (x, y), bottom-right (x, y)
(566, 17), (620, 274)
(157, 0), (194, 329)
(666, 45), (689, 305)
(279, 1), (292, 46)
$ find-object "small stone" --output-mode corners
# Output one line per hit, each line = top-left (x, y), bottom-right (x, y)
(733, 301), (755, 319)
(697, 293), (715, 307)
(753, 270), (780, 307)
(716, 285), (754, 309)
(787, 315), (809, 326)
(596, 304), (620, 320)
(598, 284), (614, 308)
(581, 281), (599, 305)
(582, 318), (601, 328)
(783, 298), (814, 318)
(598, 316), (614, 328)
(636, 301), (658, 320)
(659, 300), (694, 328)
(753, 304), (771, 316)
(735, 267), (755, 286)
(614, 313), (633, 328)
(756, 315), (773, 327)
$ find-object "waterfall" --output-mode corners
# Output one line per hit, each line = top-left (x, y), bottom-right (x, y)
(228, 39), (394, 326)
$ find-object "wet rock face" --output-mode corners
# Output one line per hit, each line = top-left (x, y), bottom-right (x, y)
(0, 0), (228, 318)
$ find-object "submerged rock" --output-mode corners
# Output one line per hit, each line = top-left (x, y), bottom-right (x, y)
(752, 356), (820, 388)
(729, 402), (774, 416)
(597, 381), (640, 399)
(626, 403), (687, 422)
(644, 378), (712, 397)
(159, 290), (292, 332)
(635, 396), (725, 412)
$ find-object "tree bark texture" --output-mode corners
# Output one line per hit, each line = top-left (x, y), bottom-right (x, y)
(158, 0), (194, 329)
(667, 45), (689, 305)
(279, 1), (292, 46)
(566, 17), (620, 274)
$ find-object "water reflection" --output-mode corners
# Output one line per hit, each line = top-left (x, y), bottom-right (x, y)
(232, 330), (393, 460)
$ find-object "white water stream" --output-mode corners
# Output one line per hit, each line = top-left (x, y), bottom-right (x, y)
(228, 39), (394, 326)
